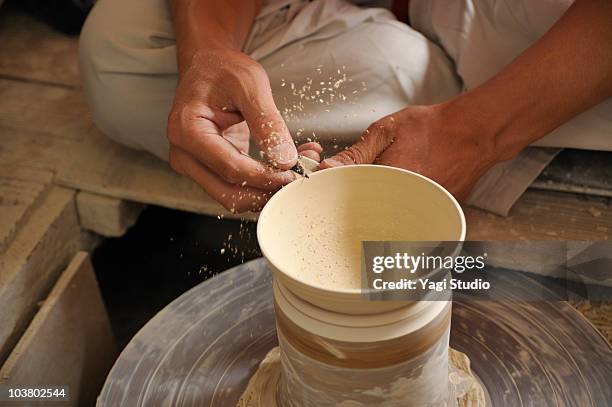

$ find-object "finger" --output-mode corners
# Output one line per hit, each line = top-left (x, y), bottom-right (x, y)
(300, 149), (321, 162)
(297, 142), (323, 154)
(223, 121), (250, 154)
(236, 70), (298, 169)
(298, 141), (323, 161)
(171, 118), (296, 190)
(170, 147), (273, 213)
(319, 118), (395, 169)
(169, 102), (245, 134)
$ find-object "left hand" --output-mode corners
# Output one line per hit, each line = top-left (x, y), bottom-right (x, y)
(167, 48), (323, 213)
(319, 104), (501, 200)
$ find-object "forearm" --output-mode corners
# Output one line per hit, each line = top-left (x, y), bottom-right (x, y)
(449, 0), (612, 161)
(166, 0), (299, 207)
(170, 0), (263, 72)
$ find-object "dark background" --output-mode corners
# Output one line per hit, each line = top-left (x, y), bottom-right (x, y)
(91, 207), (261, 349)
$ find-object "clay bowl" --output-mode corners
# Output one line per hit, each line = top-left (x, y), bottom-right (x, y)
(257, 165), (465, 315)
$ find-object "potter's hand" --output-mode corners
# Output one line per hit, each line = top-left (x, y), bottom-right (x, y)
(319, 105), (498, 200)
(167, 49), (321, 213)
(167, 0), (323, 213)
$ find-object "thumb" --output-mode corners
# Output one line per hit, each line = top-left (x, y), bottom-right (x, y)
(320, 119), (395, 169)
(238, 77), (297, 170)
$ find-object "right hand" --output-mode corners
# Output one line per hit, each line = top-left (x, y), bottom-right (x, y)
(319, 104), (498, 201)
(167, 48), (320, 213)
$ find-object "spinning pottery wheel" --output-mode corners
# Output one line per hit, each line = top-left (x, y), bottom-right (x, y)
(98, 259), (612, 406)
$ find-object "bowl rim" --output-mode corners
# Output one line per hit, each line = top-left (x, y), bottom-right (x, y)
(256, 164), (467, 296)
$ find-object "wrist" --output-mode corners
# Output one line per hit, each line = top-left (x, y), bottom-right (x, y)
(172, 0), (260, 73)
(435, 98), (502, 168)
(440, 90), (530, 165)
(175, 30), (239, 77)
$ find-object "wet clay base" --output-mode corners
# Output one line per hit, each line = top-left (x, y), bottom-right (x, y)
(237, 348), (486, 407)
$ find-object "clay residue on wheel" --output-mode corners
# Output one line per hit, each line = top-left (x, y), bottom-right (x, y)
(236, 347), (486, 406)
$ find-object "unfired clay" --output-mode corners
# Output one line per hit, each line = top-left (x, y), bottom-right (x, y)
(258, 165), (465, 314)
(255, 166), (467, 406)
(237, 347), (485, 407)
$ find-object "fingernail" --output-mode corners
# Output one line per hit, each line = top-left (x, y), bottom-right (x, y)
(268, 142), (298, 166)
(321, 158), (342, 168)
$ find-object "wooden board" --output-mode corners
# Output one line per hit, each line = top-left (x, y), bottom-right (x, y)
(0, 187), (80, 365)
(0, 166), (53, 251)
(76, 191), (145, 237)
(52, 122), (612, 231)
(55, 128), (254, 220)
(55, 130), (612, 234)
(0, 79), (89, 142)
(0, 78), (246, 220)
(0, 80), (86, 175)
(0, 6), (80, 88)
(0, 252), (117, 406)
(465, 190), (612, 240)
(0, 129), (76, 172)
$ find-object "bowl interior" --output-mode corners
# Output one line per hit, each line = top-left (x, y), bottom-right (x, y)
(257, 165), (465, 293)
